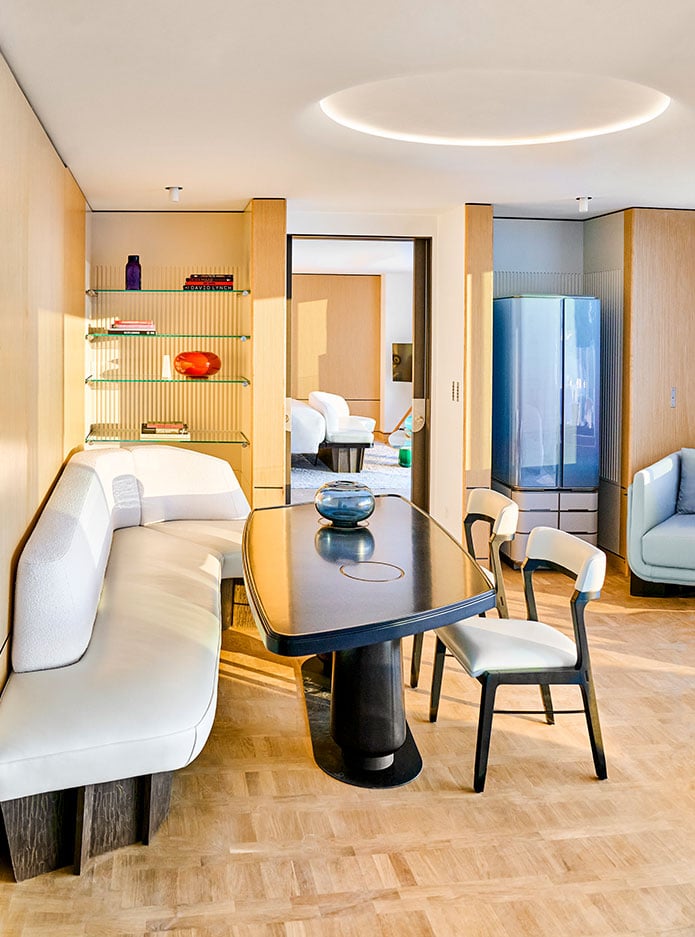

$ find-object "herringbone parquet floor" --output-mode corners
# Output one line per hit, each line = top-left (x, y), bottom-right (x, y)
(1, 570), (694, 936)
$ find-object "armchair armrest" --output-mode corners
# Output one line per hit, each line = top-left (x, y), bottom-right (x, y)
(627, 452), (680, 572)
(348, 415), (376, 433)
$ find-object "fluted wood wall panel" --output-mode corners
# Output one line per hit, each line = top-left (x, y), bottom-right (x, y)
(584, 269), (623, 485)
(89, 265), (250, 444)
(90, 213), (251, 489)
(494, 270), (584, 298)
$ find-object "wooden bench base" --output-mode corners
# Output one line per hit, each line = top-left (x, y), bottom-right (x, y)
(319, 444), (371, 473)
(0, 771), (173, 881)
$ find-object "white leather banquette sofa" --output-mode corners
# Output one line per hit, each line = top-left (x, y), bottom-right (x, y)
(0, 444), (249, 880)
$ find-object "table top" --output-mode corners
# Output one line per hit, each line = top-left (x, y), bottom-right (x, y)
(242, 494), (496, 656)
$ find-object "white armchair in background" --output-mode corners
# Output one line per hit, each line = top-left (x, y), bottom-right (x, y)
(308, 391), (375, 472)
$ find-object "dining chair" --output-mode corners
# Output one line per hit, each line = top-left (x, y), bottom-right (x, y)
(430, 525), (607, 792)
(409, 487), (519, 688)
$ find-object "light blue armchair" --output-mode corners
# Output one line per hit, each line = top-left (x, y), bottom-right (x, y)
(627, 450), (695, 594)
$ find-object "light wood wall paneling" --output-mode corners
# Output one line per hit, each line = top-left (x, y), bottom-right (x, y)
(291, 273), (381, 426)
(63, 171), (88, 455)
(249, 199), (287, 506)
(0, 53), (87, 690)
(623, 209), (695, 485)
(463, 205), (494, 546)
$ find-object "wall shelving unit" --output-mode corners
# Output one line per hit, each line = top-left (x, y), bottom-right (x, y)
(87, 201), (287, 507)
(85, 270), (252, 447)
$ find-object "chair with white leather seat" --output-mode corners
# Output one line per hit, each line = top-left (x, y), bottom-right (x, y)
(409, 487), (519, 689)
(430, 525), (607, 792)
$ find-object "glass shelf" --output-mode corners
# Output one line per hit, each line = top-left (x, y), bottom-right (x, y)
(87, 288), (250, 296)
(86, 375), (250, 385)
(87, 332), (250, 341)
(86, 427), (249, 446)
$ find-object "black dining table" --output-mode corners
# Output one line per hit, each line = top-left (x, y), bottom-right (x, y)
(242, 494), (495, 787)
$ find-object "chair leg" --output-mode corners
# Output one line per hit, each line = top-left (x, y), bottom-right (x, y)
(410, 632), (424, 688)
(428, 637), (448, 722)
(473, 675), (499, 793)
(540, 684), (555, 724)
(580, 676), (607, 780)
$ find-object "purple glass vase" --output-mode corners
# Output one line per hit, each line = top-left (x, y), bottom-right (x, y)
(125, 255), (141, 290)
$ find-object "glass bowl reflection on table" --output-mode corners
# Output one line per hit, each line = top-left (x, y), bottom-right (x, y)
(314, 526), (375, 565)
(314, 480), (375, 528)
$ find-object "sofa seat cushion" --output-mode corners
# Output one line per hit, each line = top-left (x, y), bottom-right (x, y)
(641, 513), (695, 568)
(147, 518), (246, 579)
(0, 526), (222, 802)
(437, 617), (577, 678)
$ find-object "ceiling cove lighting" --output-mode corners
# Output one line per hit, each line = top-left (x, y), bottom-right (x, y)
(319, 70), (671, 147)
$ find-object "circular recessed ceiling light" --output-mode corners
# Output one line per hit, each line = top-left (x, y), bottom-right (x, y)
(320, 69), (670, 146)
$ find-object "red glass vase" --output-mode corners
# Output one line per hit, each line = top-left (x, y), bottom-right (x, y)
(173, 351), (222, 379)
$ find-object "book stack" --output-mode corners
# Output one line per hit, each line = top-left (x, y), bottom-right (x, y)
(140, 421), (190, 442)
(109, 319), (156, 335)
(182, 273), (235, 291)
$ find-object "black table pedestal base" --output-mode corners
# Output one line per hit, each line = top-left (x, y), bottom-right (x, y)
(301, 656), (422, 788)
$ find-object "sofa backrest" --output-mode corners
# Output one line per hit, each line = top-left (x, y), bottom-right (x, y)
(128, 445), (250, 525)
(13, 445), (249, 673)
(308, 391), (349, 437)
(290, 399), (326, 453)
(627, 451), (681, 571)
(630, 452), (681, 529)
(12, 457), (124, 672)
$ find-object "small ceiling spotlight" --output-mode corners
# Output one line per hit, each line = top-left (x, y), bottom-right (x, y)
(576, 196), (592, 213)
(165, 186), (182, 203)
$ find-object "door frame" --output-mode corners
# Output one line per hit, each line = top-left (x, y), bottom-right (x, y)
(286, 234), (433, 512)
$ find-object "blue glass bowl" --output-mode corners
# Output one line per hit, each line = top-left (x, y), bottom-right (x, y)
(314, 480), (375, 528)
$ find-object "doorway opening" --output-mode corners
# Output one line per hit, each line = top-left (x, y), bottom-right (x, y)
(287, 236), (431, 511)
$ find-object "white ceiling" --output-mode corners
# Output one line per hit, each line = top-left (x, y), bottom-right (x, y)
(2, 0), (695, 220)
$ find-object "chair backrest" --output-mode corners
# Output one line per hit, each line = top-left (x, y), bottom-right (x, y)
(465, 488), (518, 540)
(464, 488), (519, 617)
(308, 391), (349, 437)
(524, 526), (605, 594)
(522, 526), (606, 668)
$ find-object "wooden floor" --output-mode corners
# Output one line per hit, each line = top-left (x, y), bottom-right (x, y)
(1, 568), (694, 936)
